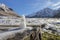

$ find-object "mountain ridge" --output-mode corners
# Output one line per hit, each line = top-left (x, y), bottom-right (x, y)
(0, 3), (21, 17)
(26, 8), (60, 18)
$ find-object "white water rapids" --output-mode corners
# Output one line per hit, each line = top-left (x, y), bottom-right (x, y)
(0, 15), (32, 40)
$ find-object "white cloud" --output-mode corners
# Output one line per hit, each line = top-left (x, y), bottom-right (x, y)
(29, 0), (60, 10)
(31, 1), (52, 9)
(46, 1), (53, 6)
(52, 2), (60, 7)
(51, 2), (60, 9)
(53, 6), (60, 9)
(27, 0), (53, 11)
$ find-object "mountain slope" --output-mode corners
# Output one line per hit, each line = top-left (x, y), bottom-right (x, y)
(0, 3), (21, 17)
(26, 8), (59, 18)
(53, 9), (60, 18)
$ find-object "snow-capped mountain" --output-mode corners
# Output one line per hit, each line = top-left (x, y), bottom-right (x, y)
(0, 3), (20, 17)
(26, 8), (60, 18)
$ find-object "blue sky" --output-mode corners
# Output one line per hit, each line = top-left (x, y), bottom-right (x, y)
(0, 0), (60, 15)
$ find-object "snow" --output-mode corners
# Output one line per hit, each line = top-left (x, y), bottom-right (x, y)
(0, 28), (26, 40)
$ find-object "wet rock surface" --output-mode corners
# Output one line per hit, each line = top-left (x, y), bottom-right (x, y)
(6, 30), (31, 40)
(7, 33), (25, 40)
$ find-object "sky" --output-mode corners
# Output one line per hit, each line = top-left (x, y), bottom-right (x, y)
(0, 0), (60, 16)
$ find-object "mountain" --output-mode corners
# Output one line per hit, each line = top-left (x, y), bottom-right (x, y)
(0, 3), (21, 17)
(53, 8), (60, 18)
(26, 8), (60, 18)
